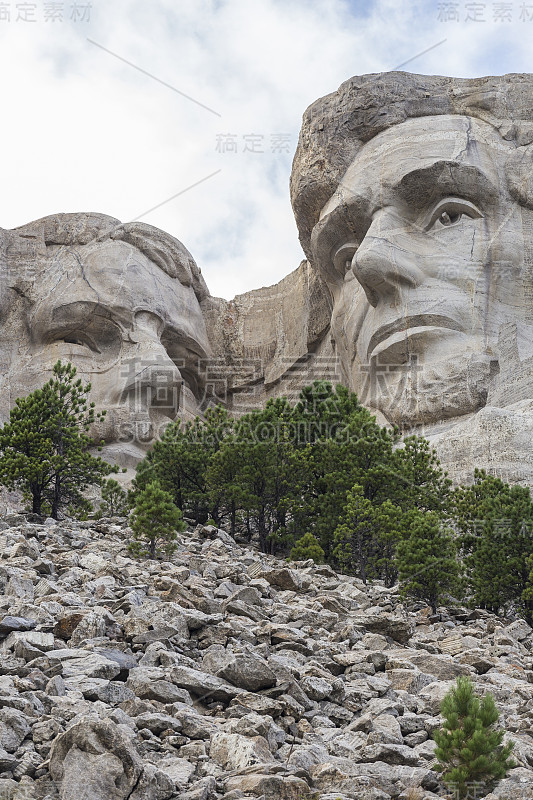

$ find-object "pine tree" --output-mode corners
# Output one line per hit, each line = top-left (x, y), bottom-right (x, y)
(129, 381), (452, 565)
(290, 532), (325, 563)
(134, 406), (232, 524)
(291, 382), (401, 559)
(396, 510), (460, 612)
(433, 676), (515, 799)
(97, 478), (130, 518)
(522, 554), (533, 620)
(129, 481), (186, 559)
(206, 433), (245, 537)
(453, 470), (533, 621)
(333, 484), (403, 585)
(391, 435), (451, 514)
(207, 398), (304, 554)
(0, 361), (116, 518)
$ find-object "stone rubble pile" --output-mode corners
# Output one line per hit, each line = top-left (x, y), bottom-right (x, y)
(1, 515), (533, 800)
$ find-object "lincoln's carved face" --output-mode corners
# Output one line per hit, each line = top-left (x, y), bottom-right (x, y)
(312, 115), (533, 426)
(1, 235), (211, 467)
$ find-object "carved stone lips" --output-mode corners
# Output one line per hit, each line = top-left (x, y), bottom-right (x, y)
(367, 314), (465, 360)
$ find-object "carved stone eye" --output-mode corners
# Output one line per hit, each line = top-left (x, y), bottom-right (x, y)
(439, 210), (462, 226)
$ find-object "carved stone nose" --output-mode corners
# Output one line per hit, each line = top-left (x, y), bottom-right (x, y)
(120, 334), (183, 421)
(351, 212), (424, 306)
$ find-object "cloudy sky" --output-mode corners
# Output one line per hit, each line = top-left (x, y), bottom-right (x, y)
(1, 0), (532, 298)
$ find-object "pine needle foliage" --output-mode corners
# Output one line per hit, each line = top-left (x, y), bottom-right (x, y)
(433, 676), (515, 799)
(129, 481), (186, 559)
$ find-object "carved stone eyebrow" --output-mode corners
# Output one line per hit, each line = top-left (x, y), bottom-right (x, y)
(320, 184), (374, 223)
(393, 160), (499, 212)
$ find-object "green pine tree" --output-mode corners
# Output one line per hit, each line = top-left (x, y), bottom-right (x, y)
(207, 397), (305, 554)
(396, 510), (460, 612)
(433, 676), (515, 799)
(134, 405), (232, 524)
(453, 470), (533, 622)
(129, 481), (186, 559)
(522, 554), (533, 613)
(0, 360), (116, 519)
(290, 532), (325, 563)
(129, 381), (452, 565)
(290, 382), (401, 560)
(97, 478), (130, 518)
(391, 435), (451, 514)
(333, 484), (403, 585)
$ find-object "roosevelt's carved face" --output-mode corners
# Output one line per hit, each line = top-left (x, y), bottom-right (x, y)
(312, 115), (533, 426)
(2, 238), (211, 467)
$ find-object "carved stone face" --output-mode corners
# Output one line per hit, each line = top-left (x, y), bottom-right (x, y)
(1, 237), (211, 467)
(312, 115), (533, 425)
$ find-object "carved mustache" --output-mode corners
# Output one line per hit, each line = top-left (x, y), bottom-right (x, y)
(367, 314), (464, 360)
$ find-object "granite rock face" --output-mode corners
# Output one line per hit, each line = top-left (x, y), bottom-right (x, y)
(0, 214), (212, 473)
(4, 72), (533, 490)
(290, 71), (533, 488)
(0, 216), (332, 482)
(1, 514), (533, 799)
(201, 259), (333, 414)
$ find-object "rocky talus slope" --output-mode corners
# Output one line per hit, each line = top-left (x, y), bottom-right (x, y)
(1, 516), (533, 800)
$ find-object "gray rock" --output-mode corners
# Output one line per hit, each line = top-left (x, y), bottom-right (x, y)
(368, 714), (403, 745)
(169, 664), (244, 702)
(228, 692), (285, 718)
(2, 630), (55, 652)
(0, 708), (31, 753)
(209, 731), (272, 770)
(127, 671), (192, 705)
(483, 767), (533, 799)
(46, 674), (67, 696)
(174, 709), (217, 740)
(49, 717), (143, 800)
(132, 625), (184, 644)
(0, 746), (17, 771)
(202, 647), (277, 691)
(299, 675), (333, 701)
(128, 763), (175, 800)
(178, 777), (217, 800)
(262, 568), (302, 592)
(361, 743), (422, 766)
(68, 677), (135, 705)
(134, 712), (182, 735)
(224, 772), (311, 799)
(398, 713), (426, 735)
(0, 616), (37, 634)
(95, 648), (138, 672)
(418, 680), (456, 715)
(2, 501), (533, 800)
(406, 652), (473, 680)
(360, 614), (414, 644)
(59, 652), (123, 680)
(155, 756), (196, 790)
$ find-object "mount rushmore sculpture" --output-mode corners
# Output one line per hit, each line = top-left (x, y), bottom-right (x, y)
(2, 71), (533, 487)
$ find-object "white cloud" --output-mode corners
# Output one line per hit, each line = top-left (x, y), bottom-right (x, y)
(1, 0), (532, 298)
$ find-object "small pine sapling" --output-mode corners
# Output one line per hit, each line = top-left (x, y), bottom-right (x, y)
(129, 481), (186, 559)
(97, 478), (130, 518)
(433, 676), (515, 799)
(290, 532), (325, 563)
